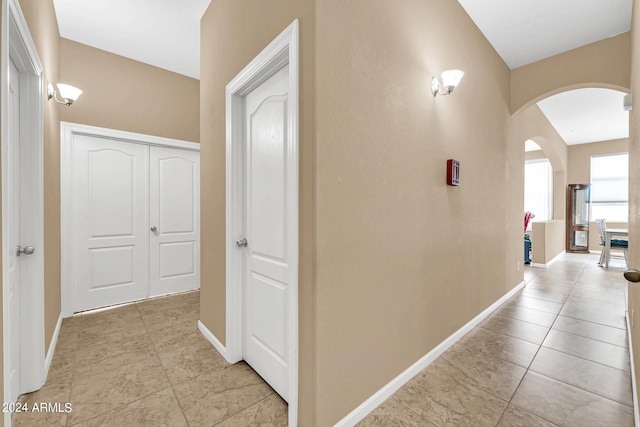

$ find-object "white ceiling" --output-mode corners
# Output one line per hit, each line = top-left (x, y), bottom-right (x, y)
(524, 140), (542, 152)
(457, 0), (632, 69)
(537, 89), (629, 145)
(52, 0), (211, 79)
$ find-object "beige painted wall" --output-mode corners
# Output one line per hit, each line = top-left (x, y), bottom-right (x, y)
(18, 0), (61, 354)
(511, 33), (631, 114)
(531, 220), (565, 264)
(511, 104), (567, 221)
(199, 1), (316, 424)
(315, 1), (512, 424)
(628, 0), (640, 407)
(567, 138), (629, 185)
(59, 38), (199, 143)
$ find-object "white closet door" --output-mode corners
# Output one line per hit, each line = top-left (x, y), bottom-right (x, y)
(73, 136), (149, 311)
(149, 146), (200, 296)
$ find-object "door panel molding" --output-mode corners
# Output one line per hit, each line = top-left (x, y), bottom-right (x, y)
(60, 122), (199, 316)
(224, 19), (299, 426)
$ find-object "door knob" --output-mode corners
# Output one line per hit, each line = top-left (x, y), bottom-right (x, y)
(16, 245), (34, 257)
(624, 269), (640, 283)
(236, 238), (248, 248)
(150, 226), (158, 233)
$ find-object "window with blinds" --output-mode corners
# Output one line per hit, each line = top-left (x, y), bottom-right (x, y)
(590, 153), (628, 222)
(524, 159), (553, 229)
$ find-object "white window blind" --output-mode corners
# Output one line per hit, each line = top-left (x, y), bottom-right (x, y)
(591, 153), (628, 222)
(524, 159), (553, 226)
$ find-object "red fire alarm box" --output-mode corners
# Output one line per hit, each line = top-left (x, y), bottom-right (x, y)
(447, 159), (460, 186)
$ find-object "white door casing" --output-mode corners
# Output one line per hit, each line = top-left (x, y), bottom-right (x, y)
(242, 65), (291, 401)
(149, 146), (200, 296)
(73, 135), (150, 312)
(2, 0), (46, 421)
(7, 58), (21, 405)
(225, 20), (299, 426)
(61, 122), (200, 316)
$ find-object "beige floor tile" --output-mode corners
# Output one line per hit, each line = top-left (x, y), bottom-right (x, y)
(71, 387), (188, 427)
(559, 304), (626, 329)
(215, 394), (288, 427)
(155, 332), (228, 384)
(530, 347), (633, 406)
(520, 287), (571, 303)
(440, 347), (527, 401)
(147, 317), (201, 348)
(78, 306), (147, 344)
(393, 358), (508, 426)
(543, 329), (630, 371)
(173, 362), (275, 426)
(12, 411), (68, 427)
(495, 303), (557, 327)
(509, 294), (564, 314)
(180, 290), (200, 305)
(74, 332), (158, 378)
(138, 299), (199, 332)
(69, 356), (170, 424)
(479, 314), (549, 345)
(458, 327), (539, 368)
(496, 404), (558, 427)
(357, 396), (437, 426)
(512, 372), (634, 427)
(552, 315), (628, 348)
(563, 294), (625, 314)
(570, 287), (626, 305)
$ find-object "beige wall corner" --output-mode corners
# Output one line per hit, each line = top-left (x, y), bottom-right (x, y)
(199, 1), (316, 424)
(18, 0), (61, 355)
(511, 105), (568, 221)
(59, 38), (199, 143)
(628, 0), (640, 416)
(511, 33), (631, 114)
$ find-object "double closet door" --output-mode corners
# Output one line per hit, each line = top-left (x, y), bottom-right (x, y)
(72, 135), (200, 312)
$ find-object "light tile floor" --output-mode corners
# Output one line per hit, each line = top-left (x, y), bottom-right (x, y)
(12, 290), (288, 427)
(359, 252), (635, 426)
(13, 253), (635, 426)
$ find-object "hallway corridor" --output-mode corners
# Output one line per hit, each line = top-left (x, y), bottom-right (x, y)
(12, 253), (635, 426)
(360, 252), (634, 426)
(12, 290), (287, 427)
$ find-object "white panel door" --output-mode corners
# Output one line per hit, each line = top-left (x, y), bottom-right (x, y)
(242, 65), (291, 401)
(7, 59), (22, 403)
(73, 136), (149, 311)
(149, 146), (200, 296)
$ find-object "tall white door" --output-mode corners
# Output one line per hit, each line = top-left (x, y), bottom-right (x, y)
(149, 147), (200, 296)
(242, 65), (291, 401)
(73, 136), (149, 311)
(7, 59), (22, 403)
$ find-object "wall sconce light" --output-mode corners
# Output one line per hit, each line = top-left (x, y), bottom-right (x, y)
(431, 70), (464, 97)
(47, 82), (83, 106)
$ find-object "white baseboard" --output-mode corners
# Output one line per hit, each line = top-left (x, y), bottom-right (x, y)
(198, 320), (235, 364)
(334, 280), (526, 427)
(44, 314), (63, 379)
(531, 251), (564, 268)
(626, 311), (639, 427)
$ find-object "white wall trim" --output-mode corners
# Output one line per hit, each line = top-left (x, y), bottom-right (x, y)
(2, 1), (46, 424)
(60, 122), (200, 317)
(198, 320), (236, 364)
(44, 314), (63, 377)
(225, 19), (299, 427)
(531, 251), (564, 268)
(626, 311), (639, 427)
(334, 280), (526, 427)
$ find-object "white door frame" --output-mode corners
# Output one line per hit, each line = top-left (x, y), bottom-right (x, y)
(60, 122), (200, 316)
(225, 20), (299, 426)
(1, 0), (46, 420)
